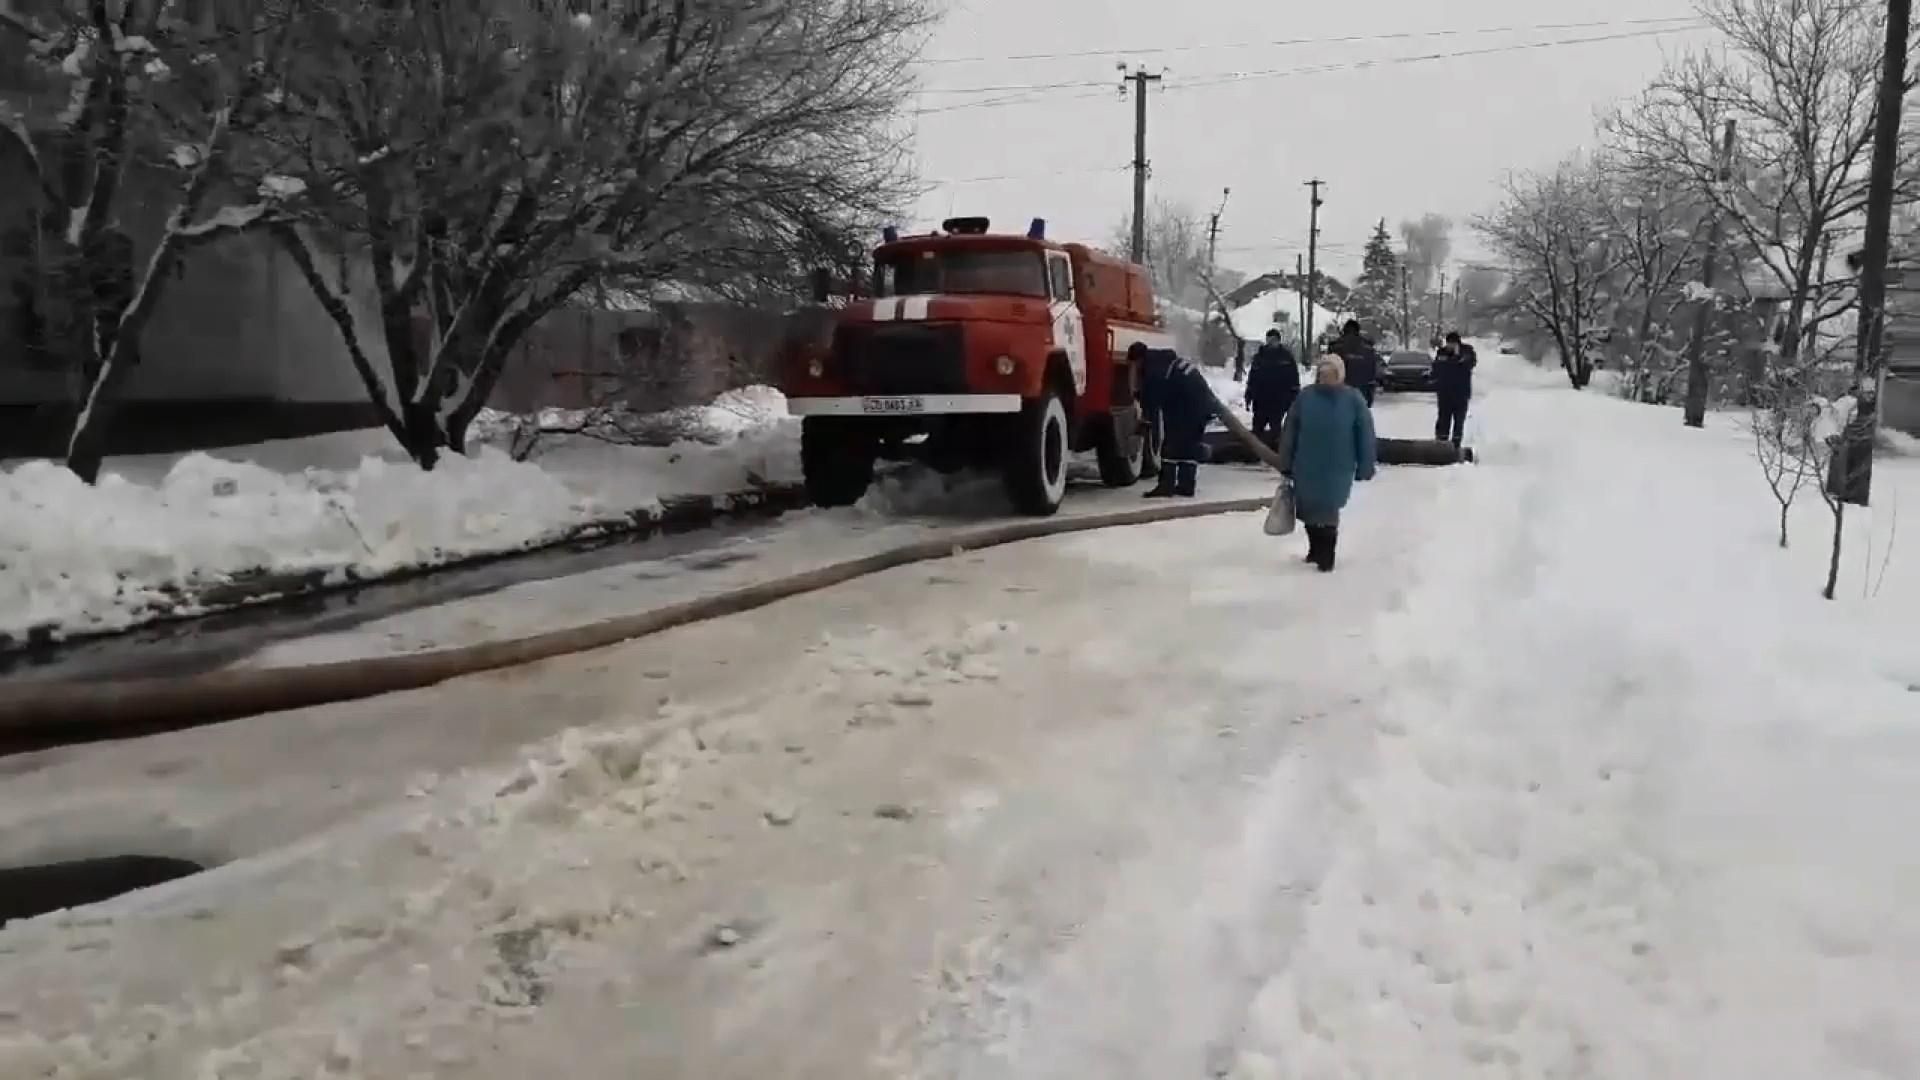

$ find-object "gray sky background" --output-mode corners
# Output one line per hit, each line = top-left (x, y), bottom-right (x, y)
(907, 0), (1710, 282)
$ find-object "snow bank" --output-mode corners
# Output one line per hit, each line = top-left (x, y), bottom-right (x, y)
(1222, 357), (1920, 1079)
(0, 388), (801, 643)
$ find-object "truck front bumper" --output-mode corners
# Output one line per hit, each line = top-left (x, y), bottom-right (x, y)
(787, 394), (1023, 417)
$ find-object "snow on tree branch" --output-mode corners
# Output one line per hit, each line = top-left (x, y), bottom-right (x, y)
(251, 0), (932, 469)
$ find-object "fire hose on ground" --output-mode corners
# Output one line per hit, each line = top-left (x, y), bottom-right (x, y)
(0, 401), (1467, 757)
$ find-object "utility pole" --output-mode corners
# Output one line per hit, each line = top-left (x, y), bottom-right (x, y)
(1297, 254), (1307, 353)
(1401, 264), (1410, 345)
(1305, 179), (1324, 351)
(1685, 118), (1737, 427)
(1435, 270), (1447, 339)
(1454, 279), (1464, 335)
(1207, 188), (1230, 369)
(1839, 0), (1910, 508)
(1206, 188), (1230, 272)
(1120, 65), (1163, 265)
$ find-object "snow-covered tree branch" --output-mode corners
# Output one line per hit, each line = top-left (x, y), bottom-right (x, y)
(1474, 156), (1632, 389)
(252, 0), (930, 470)
(3, 0), (296, 482)
(1606, 0), (1914, 376)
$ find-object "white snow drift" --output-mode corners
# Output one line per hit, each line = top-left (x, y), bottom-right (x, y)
(0, 387), (800, 643)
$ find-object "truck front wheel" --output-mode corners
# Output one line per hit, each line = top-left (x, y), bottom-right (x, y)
(1138, 415), (1163, 481)
(1094, 411), (1144, 488)
(801, 417), (875, 508)
(1004, 387), (1070, 515)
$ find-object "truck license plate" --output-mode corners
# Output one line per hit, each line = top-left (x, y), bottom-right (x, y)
(861, 396), (924, 415)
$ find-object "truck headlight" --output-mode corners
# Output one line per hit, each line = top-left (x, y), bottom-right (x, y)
(807, 358), (824, 378)
(995, 355), (1016, 376)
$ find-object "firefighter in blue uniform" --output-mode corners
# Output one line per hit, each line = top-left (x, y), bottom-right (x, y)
(1131, 342), (1217, 498)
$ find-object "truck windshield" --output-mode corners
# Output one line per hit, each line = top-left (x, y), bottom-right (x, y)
(877, 250), (1048, 298)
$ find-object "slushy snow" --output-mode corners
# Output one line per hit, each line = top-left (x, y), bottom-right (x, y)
(0, 353), (1915, 1079)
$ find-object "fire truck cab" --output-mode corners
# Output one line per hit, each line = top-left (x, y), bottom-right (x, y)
(783, 216), (1174, 515)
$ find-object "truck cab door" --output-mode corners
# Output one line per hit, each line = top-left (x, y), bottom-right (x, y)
(1046, 252), (1088, 395)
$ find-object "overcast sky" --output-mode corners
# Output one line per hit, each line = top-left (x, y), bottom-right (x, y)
(906, 0), (1711, 281)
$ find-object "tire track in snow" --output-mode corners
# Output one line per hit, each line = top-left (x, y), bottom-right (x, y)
(918, 471), (1450, 1080)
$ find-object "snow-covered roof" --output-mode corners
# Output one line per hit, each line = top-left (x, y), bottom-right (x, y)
(1221, 285), (1349, 341)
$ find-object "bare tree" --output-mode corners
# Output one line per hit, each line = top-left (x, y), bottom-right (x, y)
(1750, 363), (1821, 547)
(0, 0), (295, 482)
(1109, 198), (1210, 310)
(1594, 157), (1710, 402)
(1607, 0), (1917, 379)
(1749, 342), (1855, 594)
(255, 0), (927, 470)
(1475, 156), (1628, 388)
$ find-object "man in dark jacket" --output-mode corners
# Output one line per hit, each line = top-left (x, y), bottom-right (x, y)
(1330, 319), (1382, 406)
(1132, 342), (1216, 498)
(1432, 330), (1477, 446)
(1244, 329), (1299, 449)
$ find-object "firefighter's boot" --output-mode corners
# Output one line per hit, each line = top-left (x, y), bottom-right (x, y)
(1174, 461), (1198, 497)
(1142, 463), (1177, 498)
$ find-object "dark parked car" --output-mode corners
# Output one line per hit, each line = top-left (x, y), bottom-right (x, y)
(1380, 349), (1436, 392)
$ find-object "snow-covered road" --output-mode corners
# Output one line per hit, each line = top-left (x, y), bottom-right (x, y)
(3, 357), (1917, 1079)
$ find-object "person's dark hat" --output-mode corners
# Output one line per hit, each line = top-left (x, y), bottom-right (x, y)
(1445, 330), (1462, 343)
(1127, 341), (1149, 362)
(1342, 319), (1360, 335)
(1265, 328), (1282, 340)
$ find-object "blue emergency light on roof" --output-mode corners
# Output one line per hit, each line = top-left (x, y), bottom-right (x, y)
(882, 226), (899, 243)
(1028, 218), (1046, 239)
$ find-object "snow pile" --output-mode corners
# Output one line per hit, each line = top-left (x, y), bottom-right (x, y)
(0, 446), (596, 641)
(0, 388), (802, 643)
(1882, 425), (1920, 456)
(471, 384), (793, 449)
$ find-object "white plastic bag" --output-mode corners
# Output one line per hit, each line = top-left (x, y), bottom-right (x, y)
(1263, 479), (1296, 536)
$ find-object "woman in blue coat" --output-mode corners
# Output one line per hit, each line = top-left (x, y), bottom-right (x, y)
(1276, 353), (1377, 571)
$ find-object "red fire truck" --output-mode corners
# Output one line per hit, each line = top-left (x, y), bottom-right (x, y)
(783, 217), (1175, 515)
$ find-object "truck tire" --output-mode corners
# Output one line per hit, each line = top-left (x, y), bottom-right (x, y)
(801, 418), (875, 508)
(1004, 387), (1070, 515)
(1095, 412), (1144, 487)
(1138, 415), (1163, 480)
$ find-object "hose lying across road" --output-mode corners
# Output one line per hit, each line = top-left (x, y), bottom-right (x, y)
(0, 397), (1467, 756)
(0, 497), (1271, 755)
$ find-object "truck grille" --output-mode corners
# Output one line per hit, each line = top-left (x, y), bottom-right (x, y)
(831, 323), (969, 395)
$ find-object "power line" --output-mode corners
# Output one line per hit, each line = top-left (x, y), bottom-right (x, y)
(922, 164), (1132, 186)
(912, 24), (1705, 116)
(914, 18), (1702, 95)
(1164, 25), (1708, 94)
(915, 15), (1701, 65)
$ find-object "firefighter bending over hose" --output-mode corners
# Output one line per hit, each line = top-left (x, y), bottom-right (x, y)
(1130, 342), (1216, 498)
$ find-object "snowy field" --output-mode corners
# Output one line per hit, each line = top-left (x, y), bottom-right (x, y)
(2, 351), (1917, 1078)
(0, 388), (801, 645)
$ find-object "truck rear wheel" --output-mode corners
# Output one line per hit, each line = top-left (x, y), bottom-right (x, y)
(801, 417), (875, 508)
(1004, 388), (1070, 516)
(1095, 412), (1144, 488)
